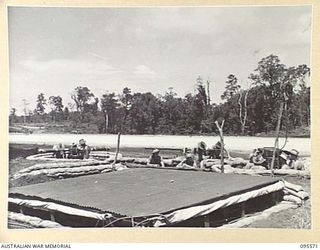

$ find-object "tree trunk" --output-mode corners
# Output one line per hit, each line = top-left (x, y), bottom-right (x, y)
(239, 89), (250, 135)
(105, 112), (109, 134)
(206, 80), (211, 106)
(241, 126), (245, 135)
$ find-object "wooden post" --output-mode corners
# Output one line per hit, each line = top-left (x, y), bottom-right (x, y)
(270, 101), (284, 177)
(215, 119), (225, 173)
(240, 203), (246, 217)
(203, 215), (210, 227)
(50, 212), (55, 222)
(112, 132), (121, 170)
(272, 192), (280, 205)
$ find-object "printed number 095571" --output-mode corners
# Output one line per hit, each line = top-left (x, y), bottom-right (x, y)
(300, 244), (318, 248)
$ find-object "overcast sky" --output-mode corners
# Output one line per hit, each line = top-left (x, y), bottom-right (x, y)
(8, 6), (312, 114)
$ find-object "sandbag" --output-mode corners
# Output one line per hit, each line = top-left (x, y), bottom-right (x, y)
(251, 165), (267, 171)
(283, 189), (290, 195)
(274, 169), (310, 177)
(208, 164), (234, 173)
(210, 165), (221, 173)
(283, 194), (302, 205)
(225, 157), (248, 168)
(223, 165), (235, 173)
(243, 162), (255, 169)
(163, 159), (173, 166)
(101, 169), (113, 174)
(18, 160), (102, 174)
(8, 211), (65, 228)
(48, 169), (101, 178)
(285, 188), (309, 200)
(281, 164), (292, 170)
(14, 164), (114, 179)
(297, 191), (309, 200)
(119, 157), (135, 163)
(283, 180), (303, 192)
(114, 163), (128, 171)
(27, 151), (118, 161)
(133, 158), (149, 164)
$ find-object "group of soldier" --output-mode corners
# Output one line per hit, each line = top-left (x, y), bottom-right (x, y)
(51, 138), (302, 170)
(52, 139), (91, 160)
(147, 141), (228, 169)
(53, 139), (227, 168)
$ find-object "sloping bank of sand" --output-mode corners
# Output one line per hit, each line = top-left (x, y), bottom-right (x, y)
(9, 134), (311, 156)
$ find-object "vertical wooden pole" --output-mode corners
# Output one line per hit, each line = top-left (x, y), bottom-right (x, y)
(112, 132), (121, 170)
(215, 119), (225, 173)
(204, 215), (210, 227)
(270, 101), (284, 176)
(240, 203), (246, 217)
(50, 212), (55, 222)
(220, 131), (224, 174)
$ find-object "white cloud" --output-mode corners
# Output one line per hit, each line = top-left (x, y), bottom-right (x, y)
(133, 65), (157, 79)
(19, 58), (122, 76)
(9, 6), (311, 113)
(10, 58), (125, 114)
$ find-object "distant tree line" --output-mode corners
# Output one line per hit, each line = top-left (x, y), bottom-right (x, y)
(9, 54), (310, 135)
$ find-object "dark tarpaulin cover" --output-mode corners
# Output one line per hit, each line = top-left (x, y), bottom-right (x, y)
(10, 168), (279, 217)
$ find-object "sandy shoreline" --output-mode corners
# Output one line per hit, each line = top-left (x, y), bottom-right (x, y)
(9, 133), (311, 156)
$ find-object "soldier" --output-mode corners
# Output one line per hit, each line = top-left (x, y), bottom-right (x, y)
(68, 143), (78, 159)
(207, 141), (229, 159)
(147, 149), (165, 167)
(77, 139), (91, 159)
(52, 143), (66, 159)
(177, 153), (197, 168)
(249, 148), (267, 168)
(194, 141), (207, 166)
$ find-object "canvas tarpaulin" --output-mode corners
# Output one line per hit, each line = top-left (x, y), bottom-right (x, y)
(10, 168), (281, 217)
(153, 180), (284, 226)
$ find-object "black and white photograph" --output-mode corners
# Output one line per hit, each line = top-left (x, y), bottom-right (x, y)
(7, 5), (312, 230)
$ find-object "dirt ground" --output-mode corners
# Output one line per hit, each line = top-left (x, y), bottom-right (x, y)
(244, 175), (311, 228)
(8, 143), (311, 228)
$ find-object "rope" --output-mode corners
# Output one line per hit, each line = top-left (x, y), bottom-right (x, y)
(103, 213), (170, 227)
(134, 214), (171, 227)
(103, 216), (136, 227)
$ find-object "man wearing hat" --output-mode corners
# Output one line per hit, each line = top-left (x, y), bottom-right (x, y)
(249, 148), (268, 168)
(52, 143), (66, 159)
(194, 141), (207, 164)
(147, 149), (165, 167)
(207, 141), (230, 159)
(77, 139), (91, 159)
(177, 153), (197, 168)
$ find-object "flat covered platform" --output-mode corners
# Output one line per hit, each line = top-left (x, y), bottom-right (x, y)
(10, 168), (280, 217)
